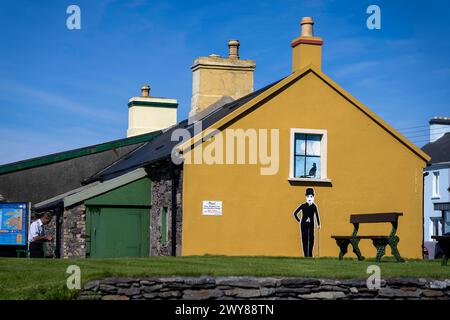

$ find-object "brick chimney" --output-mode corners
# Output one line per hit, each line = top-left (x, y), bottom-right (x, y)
(127, 84), (178, 137)
(189, 40), (256, 121)
(291, 17), (323, 72)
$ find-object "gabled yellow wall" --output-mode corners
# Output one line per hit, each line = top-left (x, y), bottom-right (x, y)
(182, 71), (427, 259)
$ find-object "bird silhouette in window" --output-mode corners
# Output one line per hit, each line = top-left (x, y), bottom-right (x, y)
(309, 163), (317, 177)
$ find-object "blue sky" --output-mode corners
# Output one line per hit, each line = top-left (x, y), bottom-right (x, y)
(0, 0), (449, 164)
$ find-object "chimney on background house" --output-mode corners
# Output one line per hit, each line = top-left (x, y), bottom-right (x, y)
(429, 117), (450, 143)
(189, 40), (256, 122)
(291, 17), (323, 72)
(127, 84), (178, 137)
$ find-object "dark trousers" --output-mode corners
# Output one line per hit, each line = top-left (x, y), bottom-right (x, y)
(29, 242), (44, 258)
(301, 222), (315, 257)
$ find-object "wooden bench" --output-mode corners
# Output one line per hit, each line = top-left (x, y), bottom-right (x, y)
(16, 249), (29, 258)
(431, 235), (450, 266)
(331, 213), (404, 262)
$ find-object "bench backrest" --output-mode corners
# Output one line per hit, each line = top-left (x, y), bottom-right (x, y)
(350, 213), (403, 224)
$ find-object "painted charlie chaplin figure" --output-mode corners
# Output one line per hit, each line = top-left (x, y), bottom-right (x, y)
(293, 188), (321, 257)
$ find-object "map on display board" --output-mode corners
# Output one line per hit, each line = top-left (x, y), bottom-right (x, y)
(0, 203), (28, 245)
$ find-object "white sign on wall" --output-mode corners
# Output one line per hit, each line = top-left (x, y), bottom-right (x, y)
(202, 201), (222, 216)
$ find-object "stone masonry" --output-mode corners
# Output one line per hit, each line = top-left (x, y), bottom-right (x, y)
(42, 213), (57, 258)
(78, 276), (450, 300)
(149, 165), (182, 256)
(62, 204), (87, 258)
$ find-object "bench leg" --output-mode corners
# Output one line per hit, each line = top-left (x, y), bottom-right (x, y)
(335, 239), (350, 260)
(388, 236), (405, 263)
(442, 255), (448, 266)
(372, 239), (388, 262)
(437, 241), (450, 266)
(350, 239), (365, 261)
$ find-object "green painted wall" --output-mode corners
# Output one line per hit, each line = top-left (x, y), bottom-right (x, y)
(85, 177), (151, 206)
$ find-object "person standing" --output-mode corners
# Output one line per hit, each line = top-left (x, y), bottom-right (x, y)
(28, 212), (53, 258)
(293, 188), (321, 257)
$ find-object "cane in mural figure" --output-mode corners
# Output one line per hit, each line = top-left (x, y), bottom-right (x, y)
(293, 188), (321, 257)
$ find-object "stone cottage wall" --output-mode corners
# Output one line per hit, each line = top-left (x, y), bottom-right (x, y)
(62, 204), (87, 258)
(149, 164), (183, 256)
(37, 162), (182, 259)
(42, 213), (57, 258)
(32, 205), (86, 258)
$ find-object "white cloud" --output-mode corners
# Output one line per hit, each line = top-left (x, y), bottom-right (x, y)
(331, 60), (379, 78)
(0, 80), (122, 124)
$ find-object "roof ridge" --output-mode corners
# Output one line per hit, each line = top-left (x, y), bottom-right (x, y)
(91, 80), (284, 181)
(83, 141), (151, 184)
(177, 66), (429, 163)
(0, 130), (161, 175)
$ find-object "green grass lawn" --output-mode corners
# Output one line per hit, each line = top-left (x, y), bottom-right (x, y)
(0, 256), (448, 300)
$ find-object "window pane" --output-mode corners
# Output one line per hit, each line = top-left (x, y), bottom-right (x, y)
(306, 134), (321, 156)
(294, 134), (306, 155)
(432, 172), (440, 197)
(444, 211), (450, 235)
(294, 156), (306, 178)
(305, 156), (321, 178)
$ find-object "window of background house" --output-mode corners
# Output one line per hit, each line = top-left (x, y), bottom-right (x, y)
(432, 171), (440, 198)
(161, 207), (168, 244)
(430, 217), (443, 237)
(290, 129), (328, 180)
(444, 211), (450, 235)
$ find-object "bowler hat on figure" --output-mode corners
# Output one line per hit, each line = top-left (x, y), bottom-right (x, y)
(305, 188), (315, 196)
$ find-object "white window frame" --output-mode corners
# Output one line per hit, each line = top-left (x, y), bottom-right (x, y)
(432, 171), (440, 199)
(289, 128), (330, 183)
(430, 217), (442, 237)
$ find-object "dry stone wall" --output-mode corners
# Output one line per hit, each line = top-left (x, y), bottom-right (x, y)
(78, 276), (450, 300)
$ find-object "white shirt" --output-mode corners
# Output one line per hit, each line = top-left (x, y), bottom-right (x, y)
(28, 219), (45, 243)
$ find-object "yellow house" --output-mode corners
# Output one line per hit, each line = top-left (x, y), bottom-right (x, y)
(179, 17), (430, 259)
(65, 17), (430, 260)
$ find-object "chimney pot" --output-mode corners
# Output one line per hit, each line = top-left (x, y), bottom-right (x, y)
(228, 40), (240, 59)
(128, 86), (178, 137)
(291, 17), (322, 72)
(300, 17), (314, 37)
(141, 84), (150, 97)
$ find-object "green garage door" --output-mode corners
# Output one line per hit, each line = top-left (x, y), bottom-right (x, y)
(84, 177), (151, 258)
(88, 207), (149, 258)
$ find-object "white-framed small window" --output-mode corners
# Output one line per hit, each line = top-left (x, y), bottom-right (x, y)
(430, 217), (443, 237)
(432, 171), (440, 198)
(444, 211), (450, 235)
(289, 128), (329, 182)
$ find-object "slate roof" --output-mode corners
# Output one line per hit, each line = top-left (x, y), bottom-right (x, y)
(86, 79), (283, 183)
(421, 132), (450, 165)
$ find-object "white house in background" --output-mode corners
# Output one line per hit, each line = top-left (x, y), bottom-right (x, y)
(422, 117), (450, 258)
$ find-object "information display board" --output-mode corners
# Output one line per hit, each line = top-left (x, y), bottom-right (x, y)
(0, 203), (28, 245)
